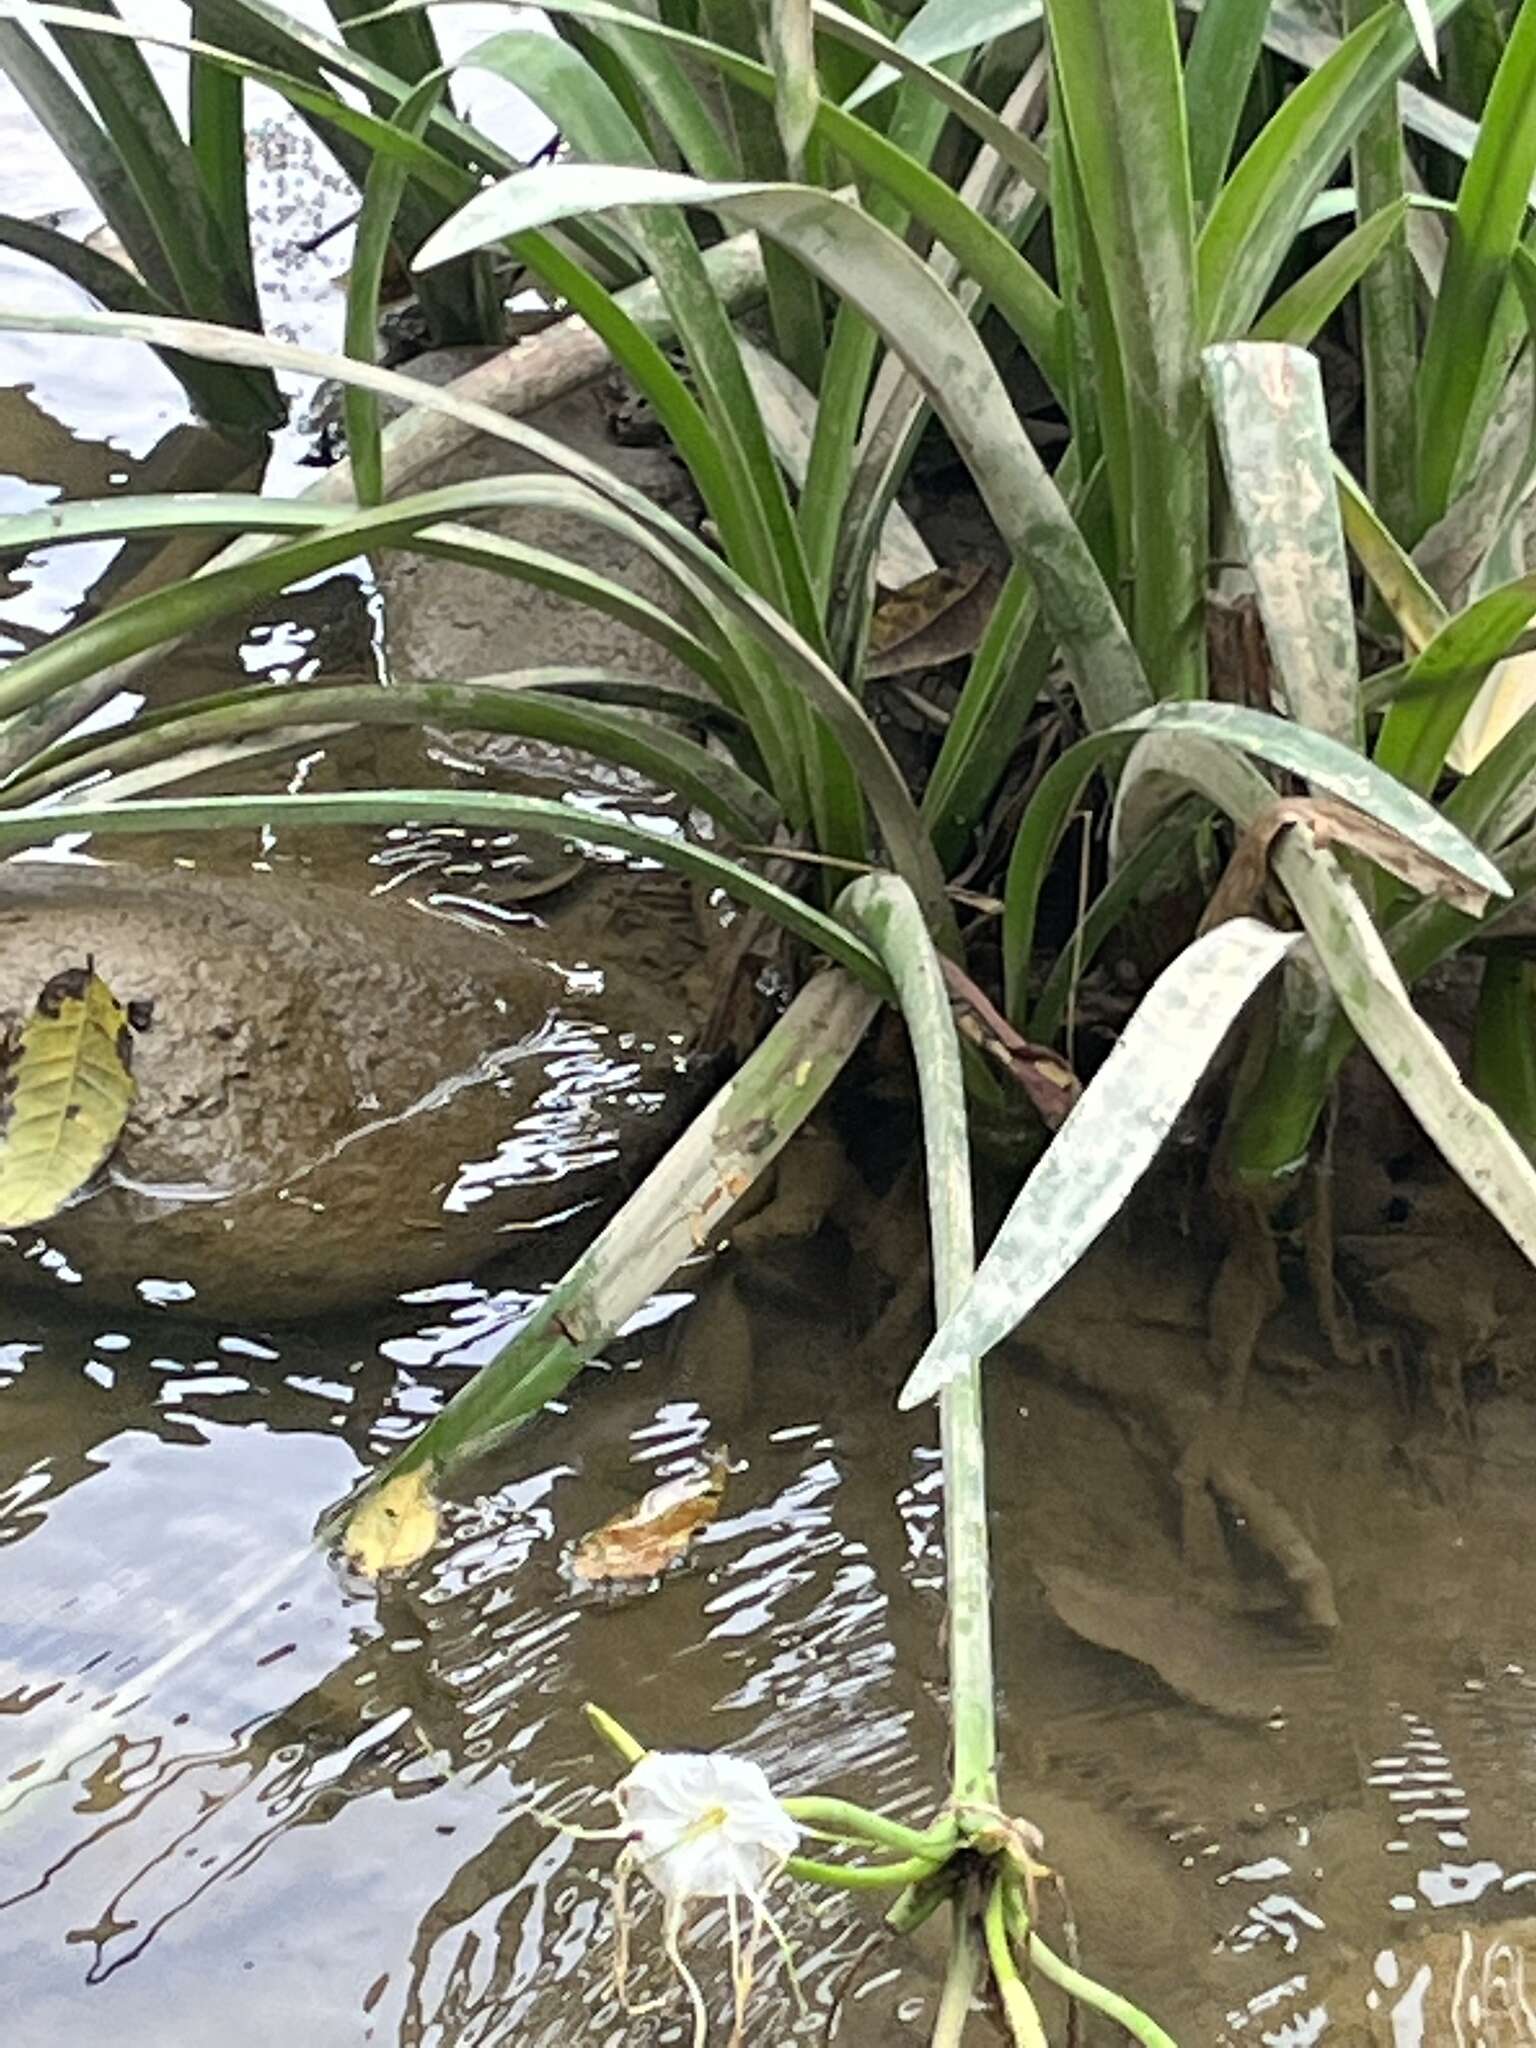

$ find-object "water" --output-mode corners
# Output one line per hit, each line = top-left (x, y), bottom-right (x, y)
(7, 47), (1536, 2048)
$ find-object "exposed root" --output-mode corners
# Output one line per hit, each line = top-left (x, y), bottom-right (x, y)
(1205, 1458), (1340, 1631)
(1181, 1188), (1285, 1588)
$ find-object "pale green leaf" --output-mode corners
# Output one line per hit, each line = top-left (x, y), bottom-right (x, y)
(900, 919), (1302, 1407)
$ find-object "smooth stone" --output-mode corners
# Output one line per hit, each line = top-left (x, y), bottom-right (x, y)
(373, 370), (705, 714)
(0, 859), (708, 1321)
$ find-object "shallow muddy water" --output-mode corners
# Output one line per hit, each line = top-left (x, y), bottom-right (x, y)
(8, 54), (1536, 2048)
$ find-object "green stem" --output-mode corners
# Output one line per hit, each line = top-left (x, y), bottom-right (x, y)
(781, 1797), (955, 1861)
(983, 1881), (1048, 2048)
(585, 1702), (647, 1765)
(999, 1886), (1177, 2047)
(1027, 1933), (1179, 2048)
(931, 1900), (981, 2048)
(841, 879), (997, 1808)
(785, 1852), (948, 1890)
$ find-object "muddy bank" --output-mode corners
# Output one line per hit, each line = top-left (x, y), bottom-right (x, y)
(0, 858), (717, 1320)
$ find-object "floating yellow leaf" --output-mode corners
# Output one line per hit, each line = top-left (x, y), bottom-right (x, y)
(0, 962), (138, 1229)
(564, 1449), (730, 1591)
(343, 1463), (440, 1579)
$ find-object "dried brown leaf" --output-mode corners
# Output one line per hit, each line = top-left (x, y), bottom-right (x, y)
(866, 564), (993, 678)
(939, 956), (1081, 1129)
(1200, 794), (1493, 936)
(564, 1449), (729, 1589)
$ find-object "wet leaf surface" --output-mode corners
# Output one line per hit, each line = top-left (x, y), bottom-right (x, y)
(343, 1464), (440, 1579)
(0, 962), (137, 1228)
(563, 1448), (729, 1591)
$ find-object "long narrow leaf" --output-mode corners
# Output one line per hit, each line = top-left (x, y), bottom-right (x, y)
(1415, 0), (1536, 530)
(1002, 698), (1509, 1025)
(1184, 0), (1273, 210)
(843, 0), (1041, 109)
(1047, 0), (1205, 699)
(840, 874), (994, 1801)
(0, 790), (889, 984)
(1275, 823), (1536, 1268)
(416, 163), (1151, 733)
(900, 918), (1302, 1407)
(7, 680), (781, 840)
(0, 230), (770, 778)
(459, 0), (1067, 394)
(345, 72), (446, 504)
(0, 314), (951, 933)
(1204, 343), (1361, 746)
(0, 483), (734, 711)
(1199, 0), (1461, 341)
(1346, 0), (1420, 555)
(335, 966), (879, 1492)
(25, 0), (263, 332)
(0, 211), (274, 429)
(1249, 198), (1410, 344)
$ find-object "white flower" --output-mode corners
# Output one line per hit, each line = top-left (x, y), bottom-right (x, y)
(617, 1750), (800, 1904)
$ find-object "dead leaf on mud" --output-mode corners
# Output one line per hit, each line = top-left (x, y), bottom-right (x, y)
(563, 1449), (730, 1592)
(343, 1464), (440, 1579)
(867, 564), (993, 678)
(1199, 794), (1493, 937)
(0, 960), (138, 1229)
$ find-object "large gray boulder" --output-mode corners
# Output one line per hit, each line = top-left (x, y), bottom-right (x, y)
(0, 859), (710, 1321)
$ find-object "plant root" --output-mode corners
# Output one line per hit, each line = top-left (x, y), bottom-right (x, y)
(1205, 1457), (1340, 1630)
(1180, 1187), (1284, 1587)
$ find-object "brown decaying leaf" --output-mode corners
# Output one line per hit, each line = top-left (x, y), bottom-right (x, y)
(938, 955), (1080, 1129)
(1199, 794), (1493, 937)
(564, 1448), (730, 1589)
(1206, 590), (1278, 713)
(866, 564), (994, 678)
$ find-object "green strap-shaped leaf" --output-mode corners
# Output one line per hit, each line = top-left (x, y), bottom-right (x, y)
(899, 918), (1302, 1407)
(0, 790), (890, 989)
(842, 0), (1042, 109)
(1204, 342), (1362, 747)
(7, 678), (781, 842)
(1275, 822), (1536, 1269)
(1415, 0), (1536, 531)
(1249, 199), (1410, 345)
(838, 874), (994, 1803)
(1047, 0), (1205, 701)
(1199, 0), (1462, 341)
(323, 966), (880, 1492)
(416, 162), (1152, 734)
(1001, 698), (1509, 1027)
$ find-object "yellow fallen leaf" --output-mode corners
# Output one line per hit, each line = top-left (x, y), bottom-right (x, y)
(564, 1449), (729, 1590)
(343, 1464), (440, 1578)
(0, 962), (138, 1229)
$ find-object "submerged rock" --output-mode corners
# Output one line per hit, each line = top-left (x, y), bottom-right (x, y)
(0, 859), (709, 1320)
